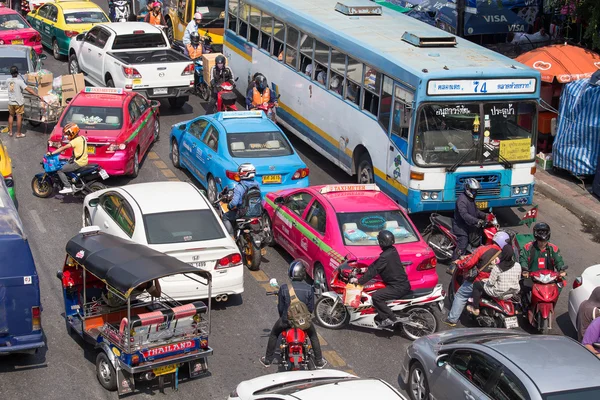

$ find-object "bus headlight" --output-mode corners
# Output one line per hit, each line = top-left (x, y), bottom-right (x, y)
(421, 192), (430, 200)
(512, 185), (529, 196)
(421, 191), (440, 200)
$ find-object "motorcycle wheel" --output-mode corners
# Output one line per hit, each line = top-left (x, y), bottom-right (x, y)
(427, 233), (453, 262)
(401, 307), (438, 341)
(314, 296), (349, 329)
(199, 83), (210, 101)
(241, 235), (261, 271)
(31, 175), (53, 198)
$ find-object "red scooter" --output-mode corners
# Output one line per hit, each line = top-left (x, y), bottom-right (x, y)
(523, 269), (565, 334)
(424, 212), (498, 262)
(216, 81), (238, 112)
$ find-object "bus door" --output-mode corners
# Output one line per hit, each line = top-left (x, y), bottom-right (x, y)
(385, 83), (413, 191)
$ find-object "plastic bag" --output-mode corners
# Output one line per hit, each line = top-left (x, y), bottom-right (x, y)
(53, 76), (62, 92)
(343, 283), (363, 307)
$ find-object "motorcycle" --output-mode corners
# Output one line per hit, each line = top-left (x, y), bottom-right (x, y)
(522, 269), (565, 334)
(109, 0), (130, 22)
(314, 260), (444, 339)
(266, 279), (314, 371)
(191, 59), (210, 101)
(31, 155), (108, 198)
(216, 80), (239, 112)
(423, 212), (499, 262)
(253, 99), (279, 122)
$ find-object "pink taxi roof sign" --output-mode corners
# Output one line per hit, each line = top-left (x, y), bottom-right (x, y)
(319, 184), (380, 194)
(82, 87), (125, 95)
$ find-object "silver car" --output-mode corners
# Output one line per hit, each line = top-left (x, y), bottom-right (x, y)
(401, 328), (600, 400)
(0, 45), (46, 111)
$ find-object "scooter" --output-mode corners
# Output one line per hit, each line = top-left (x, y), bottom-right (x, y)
(31, 155), (108, 198)
(523, 269), (565, 334)
(216, 80), (238, 112)
(314, 260), (444, 340)
(253, 99), (279, 122)
(191, 59), (210, 101)
(109, 0), (130, 22)
(266, 279), (314, 371)
(423, 212), (499, 262)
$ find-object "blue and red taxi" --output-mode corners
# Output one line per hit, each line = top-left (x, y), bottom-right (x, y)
(48, 87), (160, 177)
(264, 184), (439, 294)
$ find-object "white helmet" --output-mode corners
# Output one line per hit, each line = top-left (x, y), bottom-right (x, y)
(238, 163), (256, 180)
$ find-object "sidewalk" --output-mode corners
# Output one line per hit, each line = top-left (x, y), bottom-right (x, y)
(535, 168), (600, 227)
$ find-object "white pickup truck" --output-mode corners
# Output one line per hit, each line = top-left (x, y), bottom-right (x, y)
(68, 22), (193, 108)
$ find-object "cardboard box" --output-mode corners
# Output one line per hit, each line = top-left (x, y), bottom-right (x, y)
(536, 155), (553, 171)
(61, 73), (85, 106)
(202, 53), (223, 87)
(26, 72), (53, 97)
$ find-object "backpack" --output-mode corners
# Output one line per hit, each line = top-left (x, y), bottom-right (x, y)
(287, 285), (313, 330)
(241, 183), (263, 217)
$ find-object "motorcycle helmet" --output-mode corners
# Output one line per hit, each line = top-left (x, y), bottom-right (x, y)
(464, 177), (481, 199)
(215, 54), (226, 69)
(492, 231), (510, 249)
(377, 230), (395, 250)
(190, 31), (200, 46)
(194, 12), (202, 22)
(289, 260), (308, 281)
(63, 123), (80, 140)
(152, 1), (161, 9)
(533, 222), (551, 242)
(254, 74), (267, 90)
(238, 163), (256, 180)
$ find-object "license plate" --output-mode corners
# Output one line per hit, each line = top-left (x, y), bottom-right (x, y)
(99, 169), (109, 180)
(11, 40), (24, 45)
(189, 261), (208, 268)
(87, 145), (95, 154)
(153, 364), (177, 377)
(154, 88), (168, 95)
(504, 316), (519, 329)
(133, 78), (142, 85)
(262, 175), (281, 184)
(476, 201), (488, 209)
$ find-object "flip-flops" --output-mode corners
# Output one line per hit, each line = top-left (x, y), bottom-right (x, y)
(15, 133), (26, 138)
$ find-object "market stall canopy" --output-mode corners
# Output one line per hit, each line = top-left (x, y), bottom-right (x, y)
(65, 230), (211, 297)
(436, 1), (529, 36)
(515, 44), (600, 83)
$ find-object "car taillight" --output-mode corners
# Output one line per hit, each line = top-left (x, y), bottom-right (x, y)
(106, 143), (127, 153)
(4, 175), (13, 188)
(216, 253), (242, 269)
(182, 63), (194, 75)
(32, 34), (41, 42)
(64, 30), (79, 38)
(131, 355), (140, 365)
(122, 66), (142, 79)
(226, 170), (240, 182)
(573, 277), (583, 289)
(417, 257), (437, 271)
(32, 306), (41, 331)
(292, 168), (309, 180)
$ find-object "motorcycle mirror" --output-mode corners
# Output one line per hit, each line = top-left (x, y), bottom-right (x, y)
(88, 198), (99, 208)
(56, 270), (63, 280)
(269, 278), (279, 288)
(235, 77), (239, 82)
(435, 354), (449, 367)
(274, 196), (284, 205)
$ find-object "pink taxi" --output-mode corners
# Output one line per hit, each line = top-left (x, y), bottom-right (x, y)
(0, 5), (42, 54)
(264, 184), (439, 294)
(48, 87), (160, 178)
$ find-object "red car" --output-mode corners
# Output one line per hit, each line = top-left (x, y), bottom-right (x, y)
(0, 5), (42, 54)
(264, 184), (439, 294)
(48, 87), (160, 177)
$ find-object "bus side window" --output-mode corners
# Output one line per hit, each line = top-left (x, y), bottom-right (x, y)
(392, 100), (410, 140)
(379, 76), (393, 131)
(346, 57), (362, 106)
(272, 19), (284, 59)
(260, 11), (273, 52)
(299, 35), (314, 77)
(285, 26), (300, 70)
(330, 48), (345, 97)
(248, 7), (260, 46)
(314, 40), (329, 86)
(238, 2), (249, 40)
(363, 65), (381, 116)
(227, 0), (238, 32)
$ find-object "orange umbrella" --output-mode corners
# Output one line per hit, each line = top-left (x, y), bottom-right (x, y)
(515, 44), (600, 84)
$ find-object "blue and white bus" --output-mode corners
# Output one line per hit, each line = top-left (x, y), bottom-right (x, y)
(223, 0), (541, 213)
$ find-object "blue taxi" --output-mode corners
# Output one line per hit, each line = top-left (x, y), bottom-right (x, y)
(170, 111), (309, 202)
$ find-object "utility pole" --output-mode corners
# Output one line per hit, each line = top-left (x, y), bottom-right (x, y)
(456, 0), (466, 38)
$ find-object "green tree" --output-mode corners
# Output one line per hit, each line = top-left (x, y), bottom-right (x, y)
(578, 0), (600, 50)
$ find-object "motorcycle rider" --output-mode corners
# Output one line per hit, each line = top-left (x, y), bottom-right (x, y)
(246, 74), (277, 110)
(208, 55), (235, 113)
(222, 163), (262, 236)
(350, 230), (411, 328)
(183, 12), (203, 45)
(186, 31), (203, 60)
(260, 260), (327, 368)
(144, 2), (165, 26)
(451, 178), (488, 262)
(46, 123), (88, 195)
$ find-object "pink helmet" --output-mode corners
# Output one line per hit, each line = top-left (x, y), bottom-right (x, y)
(194, 12), (202, 20)
(152, 1), (161, 8)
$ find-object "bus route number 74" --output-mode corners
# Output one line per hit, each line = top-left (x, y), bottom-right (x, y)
(473, 81), (488, 94)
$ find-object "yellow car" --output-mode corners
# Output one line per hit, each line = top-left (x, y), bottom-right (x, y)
(26, 0), (109, 60)
(0, 138), (14, 201)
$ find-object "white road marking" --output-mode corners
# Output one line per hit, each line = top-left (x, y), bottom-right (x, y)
(29, 210), (47, 233)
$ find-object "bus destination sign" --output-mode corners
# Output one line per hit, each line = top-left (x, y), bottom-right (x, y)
(427, 79), (537, 96)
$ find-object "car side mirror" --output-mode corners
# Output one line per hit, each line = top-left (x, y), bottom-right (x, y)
(39, 54), (47, 61)
(436, 354), (449, 368)
(200, 189), (207, 197)
(76, 34), (84, 41)
(178, 124), (186, 130)
(56, 270), (63, 280)
(274, 196), (284, 205)
(150, 100), (160, 108)
(88, 198), (99, 207)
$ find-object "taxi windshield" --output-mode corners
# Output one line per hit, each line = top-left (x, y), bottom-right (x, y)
(61, 106), (123, 130)
(64, 10), (108, 24)
(0, 13), (28, 30)
(337, 210), (419, 246)
(227, 131), (293, 158)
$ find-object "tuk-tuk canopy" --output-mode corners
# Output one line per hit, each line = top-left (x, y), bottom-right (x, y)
(65, 231), (211, 297)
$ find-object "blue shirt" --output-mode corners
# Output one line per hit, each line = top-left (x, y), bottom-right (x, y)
(183, 20), (199, 45)
(228, 179), (260, 209)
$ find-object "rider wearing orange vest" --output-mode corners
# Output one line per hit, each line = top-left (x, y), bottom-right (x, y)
(144, 2), (165, 26)
(186, 31), (203, 61)
(245, 74), (276, 109)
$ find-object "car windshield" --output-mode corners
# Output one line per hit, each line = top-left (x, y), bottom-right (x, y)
(61, 106), (123, 130)
(543, 387), (600, 400)
(0, 13), (28, 30)
(112, 33), (167, 50)
(413, 101), (536, 167)
(0, 57), (27, 75)
(227, 131), (293, 158)
(64, 10), (108, 24)
(337, 210), (419, 246)
(144, 210), (225, 245)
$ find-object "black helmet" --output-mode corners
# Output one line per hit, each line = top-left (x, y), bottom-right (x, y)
(190, 31), (200, 45)
(254, 74), (267, 90)
(377, 230), (395, 250)
(464, 178), (481, 199)
(215, 54), (226, 68)
(533, 222), (551, 242)
(288, 259), (308, 281)
(10, 65), (18, 77)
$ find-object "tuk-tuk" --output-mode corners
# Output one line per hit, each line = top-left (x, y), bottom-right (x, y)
(57, 227), (213, 395)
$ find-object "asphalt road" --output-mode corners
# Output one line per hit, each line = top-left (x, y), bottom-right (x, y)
(0, 40), (598, 399)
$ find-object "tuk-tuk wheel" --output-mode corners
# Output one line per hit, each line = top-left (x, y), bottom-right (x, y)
(96, 352), (117, 391)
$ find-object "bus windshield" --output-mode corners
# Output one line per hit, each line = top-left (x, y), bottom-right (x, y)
(196, 0), (225, 28)
(413, 101), (536, 167)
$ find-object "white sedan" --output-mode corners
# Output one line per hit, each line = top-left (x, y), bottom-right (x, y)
(568, 264), (600, 331)
(229, 370), (407, 400)
(82, 181), (243, 302)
